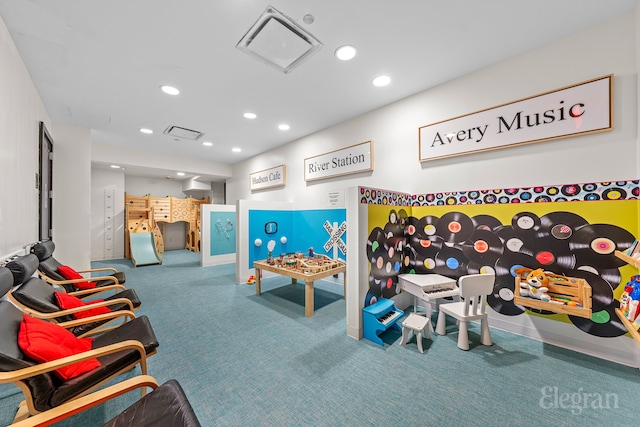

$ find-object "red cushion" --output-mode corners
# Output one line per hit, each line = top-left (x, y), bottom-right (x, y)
(18, 314), (101, 381)
(54, 292), (111, 319)
(56, 265), (97, 289)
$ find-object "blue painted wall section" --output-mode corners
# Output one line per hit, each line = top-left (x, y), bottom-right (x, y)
(248, 209), (347, 268)
(209, 212), (237, 256)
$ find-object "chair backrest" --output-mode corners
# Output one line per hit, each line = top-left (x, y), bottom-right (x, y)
(7, 254), (67, 316)
(458, 274), (495, 316)
(31, 240), (73, 291)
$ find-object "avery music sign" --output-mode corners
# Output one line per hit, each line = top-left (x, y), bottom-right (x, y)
(304, 140), (373, 182)
(419, 75), (613, 162)
(250, 165), (286, 191)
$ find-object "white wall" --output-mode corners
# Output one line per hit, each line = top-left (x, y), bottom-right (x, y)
(50, 123), (92, 269)
(226, 12), (638, 206)
(125, 175), (187, 199)
(0, 16), (50, 260)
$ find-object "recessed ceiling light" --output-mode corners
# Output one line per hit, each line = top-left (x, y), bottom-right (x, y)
(177, 172), (185, 176)
(202, 141), (213, 147)
(278, 124), (290, 131)
(244, 112), (257, 119)
(110, 165), (120, 169)
(335, 45), (357, 61)
(140, 128), (153, 134)
(160, 85), (180, 95)
(372, 75), (391, 87)
(232, 147), (242, 153)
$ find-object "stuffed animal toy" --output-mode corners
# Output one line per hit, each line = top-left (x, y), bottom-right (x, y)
(517, 268), (552, 302)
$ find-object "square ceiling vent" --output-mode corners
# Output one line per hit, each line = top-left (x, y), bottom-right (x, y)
(163, 125), (203, 140)
(236, 6), (322, 74)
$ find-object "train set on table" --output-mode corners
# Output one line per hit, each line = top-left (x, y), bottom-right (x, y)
(270, 252), (345, 275)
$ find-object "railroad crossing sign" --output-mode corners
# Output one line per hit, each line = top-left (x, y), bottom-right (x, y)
(323, 220), (347, 255)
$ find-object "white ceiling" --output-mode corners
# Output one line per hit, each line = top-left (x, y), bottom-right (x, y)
(1, 0), (637, 181)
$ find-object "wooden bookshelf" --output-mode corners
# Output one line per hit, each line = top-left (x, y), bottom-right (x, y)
(614, 250), (640, 269)
(615, 308), (640, 346)
(614, 250), (640, 346)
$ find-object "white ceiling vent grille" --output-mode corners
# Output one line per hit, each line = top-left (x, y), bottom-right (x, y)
(163, 125), (203, 140)
(236, 6), (322, 74)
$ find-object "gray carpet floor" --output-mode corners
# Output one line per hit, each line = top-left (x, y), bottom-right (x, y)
(1, 249), (639, 426)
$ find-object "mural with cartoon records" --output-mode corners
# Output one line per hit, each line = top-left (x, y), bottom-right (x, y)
(364, 180), (640, 339)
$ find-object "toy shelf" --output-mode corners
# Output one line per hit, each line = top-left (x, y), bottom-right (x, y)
(614, 250), (640, 269)
(614, 251), (640, 347)
(514, 275), (592, 318)
(615, 308), (640, 346)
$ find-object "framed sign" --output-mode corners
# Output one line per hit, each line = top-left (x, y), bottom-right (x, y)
(304, 140), (373, 182)
(419, 75), (613, 162)
(250, 165), (286, 191)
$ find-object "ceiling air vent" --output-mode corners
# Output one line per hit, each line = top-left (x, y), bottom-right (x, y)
(236, 6), (322, 74)
(163, 125), (204, 140)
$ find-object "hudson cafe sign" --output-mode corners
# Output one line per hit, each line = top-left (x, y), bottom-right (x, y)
(249, 165), (286, 191)
(419, 75), (613, 162)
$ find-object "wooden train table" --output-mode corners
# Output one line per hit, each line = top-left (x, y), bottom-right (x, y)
(253, 256), (346, 317)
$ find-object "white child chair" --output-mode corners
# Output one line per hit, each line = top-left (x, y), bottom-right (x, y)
(435, 274), (495, 350)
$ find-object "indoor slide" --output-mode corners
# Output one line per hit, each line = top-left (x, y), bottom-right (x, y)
(129, 231), (162, 267)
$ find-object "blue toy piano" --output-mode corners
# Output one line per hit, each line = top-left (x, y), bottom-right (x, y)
(362, 298), (403, 346)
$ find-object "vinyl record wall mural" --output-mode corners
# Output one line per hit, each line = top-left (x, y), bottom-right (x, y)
(364, 180), (640, 339)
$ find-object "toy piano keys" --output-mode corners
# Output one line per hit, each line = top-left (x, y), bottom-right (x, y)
(514, 270), (592, 318)
(362, 298), (403, 346)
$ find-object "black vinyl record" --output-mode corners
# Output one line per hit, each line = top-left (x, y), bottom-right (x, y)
(410, 235), (443, 258)
(396, 209), (409, 229)
(471, 214), (503, 231)
(383, 236), (406, 258)
(511, 212), (541, 232)
(366, 227), (386, 261)
(467, 261), (497, 276)
(461, 229), (503, 265)
(403, 216), (421, 237)
(383, 221), (403, 239)
(537, 211), (589, 240)
(388, 209), (400, 225)
(414, 215), (439, 239)
(437, 212), (474, 243)
(434, 246), (469, 278)
(369, 247), (391, 279)
(568, 304), (628, 338)
(569, 224), (635, 268)
(487, 282), (526, 316)
(568, 269), (615, 311)
(495, 226), (533, 254)
(409, 252), (437, 274)
(494, 252), (542, 282)
(518, 239), (576, 270)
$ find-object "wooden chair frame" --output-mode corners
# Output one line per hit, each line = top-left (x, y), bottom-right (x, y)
(35, 270), (125, 294)
(8, 375), (160, 427)
(1, 336), (155, 423)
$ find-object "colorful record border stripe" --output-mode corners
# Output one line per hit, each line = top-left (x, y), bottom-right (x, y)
(359, 180), (640, 206)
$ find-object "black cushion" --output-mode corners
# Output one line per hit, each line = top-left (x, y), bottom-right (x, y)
(32, 240), (126, 286)
(0, 267), (13, 299)
(102, 380), (202, 427)
(0, 300), (56, 412)
(31, 240), (56, 262)
(6, 254), (39, 286)
(11, 277), (60, 314)
(95, 271), (126, 286)
(50, 315), (159, 409)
